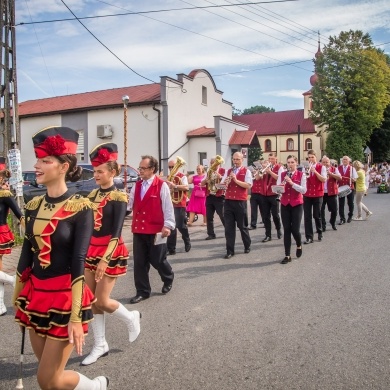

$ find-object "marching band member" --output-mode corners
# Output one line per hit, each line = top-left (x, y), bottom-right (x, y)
(338, 156), (357, 224)
(0, 158), (24, 316)
(201, 156), (225, 240)
(277, 155), (306, 264)
(128, 155), (175, 303)
(303, 149), (327, 244)
(352, 160), (373, 221)
(166, 159), (191, 255)
(13, 126), (108, 390)
(81, 143), (140, 366)
(221, 152), (252, 259)
(260, 153), (284, 242)
(320, 156), (341, 231)
(248, 160), (267, 230)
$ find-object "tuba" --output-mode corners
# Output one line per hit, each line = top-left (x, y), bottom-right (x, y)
(207, 155), (224, 195)
(168, 156), (186, 204)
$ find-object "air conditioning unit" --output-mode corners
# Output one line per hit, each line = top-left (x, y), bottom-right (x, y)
(97, 125), (113, 138)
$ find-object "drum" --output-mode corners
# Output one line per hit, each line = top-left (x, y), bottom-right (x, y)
(271, 185), (285, 195)
(338, 185), (352, 198)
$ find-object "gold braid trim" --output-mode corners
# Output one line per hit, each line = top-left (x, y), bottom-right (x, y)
(12, 272), (24, 306)
(87, 188), (99, 200)
(70, 276), (84, 323)
(0, 189), (13, 197)
(25, 195), (45, 210)
(102, 238), (119, 263)
(64, 195), (94, 212)
(108, 190), (128, 203)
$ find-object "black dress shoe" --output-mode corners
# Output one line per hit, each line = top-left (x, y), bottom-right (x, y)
(338, 220), (345, 225)
(185, 243), (191, 252)
(162, 283), (172, 294)
(244, 248), (251, 254)
(248, 226), (257, 230)
(277, 230), (282, 239)
(332, 224), (337, 231)
(130, 295), (149, 304)
(205, 235), (216, 240)
(224, 253), (234, 259)
(318, 233), (323, 241)
(281, 256), (291, 264)
(304, 238), (313, 245)
(322, 226), (326, 232)
(296, 247), (302, 258)
(167, 250), (176, 255)
(262, 236), (272, 243)
(347, 217), (352, 223)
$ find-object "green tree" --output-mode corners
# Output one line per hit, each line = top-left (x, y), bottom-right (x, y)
(368, 104), (390, 162)
(310, 30), (390, 161)
(242, 105), (275, 115)
(248, 146), (262, 166)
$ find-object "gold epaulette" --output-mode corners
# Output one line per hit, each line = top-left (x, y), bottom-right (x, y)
(109, 190), (128, 203)
(0, 189), (13, 197)
(25, 195), (45, 210)
(87, 188), (99, 200)
(64, 194), (95, 212)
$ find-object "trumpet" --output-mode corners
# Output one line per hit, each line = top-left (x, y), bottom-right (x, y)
(252, 162), (271, 178)
(305, 162), (314, 177)
(281, 169), (293, 185)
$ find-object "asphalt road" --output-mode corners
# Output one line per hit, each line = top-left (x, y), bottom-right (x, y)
(1, 188), (389, 389)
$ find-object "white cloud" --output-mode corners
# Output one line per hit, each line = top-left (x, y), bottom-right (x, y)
(262, 89), (306, 99)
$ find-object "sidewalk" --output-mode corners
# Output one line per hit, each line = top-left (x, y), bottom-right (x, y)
(2, 214), (215, 274)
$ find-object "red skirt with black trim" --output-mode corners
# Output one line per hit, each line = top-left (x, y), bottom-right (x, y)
(15, 274), (96, 340)
(0, 224), (15, 255)
(85, 235), (128, 277)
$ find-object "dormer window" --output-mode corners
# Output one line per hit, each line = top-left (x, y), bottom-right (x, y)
(202, 86), (207, 105)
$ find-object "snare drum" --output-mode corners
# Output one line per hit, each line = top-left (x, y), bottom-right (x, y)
(338, 185), (352, 198)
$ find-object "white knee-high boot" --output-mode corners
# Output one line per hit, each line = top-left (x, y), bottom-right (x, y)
(81, 313), (109, 366)
(74, 373), (109, 390)
(0, 271), (16, 286)
(111, 303), (141, 342)
(0, 284), (6, 316)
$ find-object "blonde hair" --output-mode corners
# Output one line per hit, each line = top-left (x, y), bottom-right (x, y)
(352, 160), (363, 170)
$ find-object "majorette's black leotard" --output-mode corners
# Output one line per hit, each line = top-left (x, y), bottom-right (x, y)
(14, 191), (96, 340)
(85, 186), (129, 277)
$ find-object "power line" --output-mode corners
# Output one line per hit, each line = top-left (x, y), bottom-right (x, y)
(16, 0), (298, 26)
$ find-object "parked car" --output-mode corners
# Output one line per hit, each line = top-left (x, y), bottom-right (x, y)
(22, 171), (37, 185)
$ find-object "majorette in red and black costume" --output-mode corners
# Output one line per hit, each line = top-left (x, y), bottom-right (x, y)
(85, 143), (129, 277)
(13, 127), (96, 340)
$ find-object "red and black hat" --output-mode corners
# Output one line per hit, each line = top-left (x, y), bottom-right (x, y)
(0, 157), (6, 171)
(89, 143), (118, 167)
(32, 126), (79, 158)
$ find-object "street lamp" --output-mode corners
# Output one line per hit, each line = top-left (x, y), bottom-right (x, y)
(122, 95), (129, 191)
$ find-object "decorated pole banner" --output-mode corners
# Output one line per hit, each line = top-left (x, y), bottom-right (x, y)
(7, 148), (23, 197)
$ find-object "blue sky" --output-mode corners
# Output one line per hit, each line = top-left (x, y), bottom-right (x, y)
(15, 0), (390, 112)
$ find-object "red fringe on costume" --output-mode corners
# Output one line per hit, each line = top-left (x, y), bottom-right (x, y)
(85, 235), (128, 277)
(15, 274), (96, 340)
(0, 224), (15, 255)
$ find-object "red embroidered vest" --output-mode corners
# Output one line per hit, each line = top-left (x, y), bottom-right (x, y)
(225, 167), (249, 201)
(251, 176), (266, 195)
(132, 176), (164, 234)
(326, 166), (338, 196)
(338, 165), (355, 190)
(280, 170), (304, 207)
(265, 164), (282, 196)
(305, 163), (324, 197)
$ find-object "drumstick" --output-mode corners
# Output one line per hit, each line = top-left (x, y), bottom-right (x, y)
(15, 327), (25, 389)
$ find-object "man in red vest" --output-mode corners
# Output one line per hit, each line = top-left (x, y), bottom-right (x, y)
(248, 160), (267, 230)
(128, 155), (175, 304)
(338, 155), (358, 224)
(166, 159), (191, 255)
(303, 149), (327, 244)
(221, 152), (252, 259)
(201, 156), (225, 240)
(260, 152), (284, 242)
(320, 156), (341, 231)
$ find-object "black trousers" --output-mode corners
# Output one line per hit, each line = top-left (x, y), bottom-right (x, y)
(321, 193), (338, 228)
(167, 207), (190, 251)
(206, 195), (225, 237)
(303, 196), (323, 239)
(261, 195), (282, 237)
(281, 204), (303, 256)
(224, 199), (251, 255)
(338, 190), (355, 221)
(133, 233), (174, 297)
(249, 193), (264, 228)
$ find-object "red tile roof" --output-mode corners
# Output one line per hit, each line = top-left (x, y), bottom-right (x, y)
(229, 129), (258, 146)
(18, 84), (161, 117)
(233, 109), (315, 136)
(187, 126), (215, 137)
